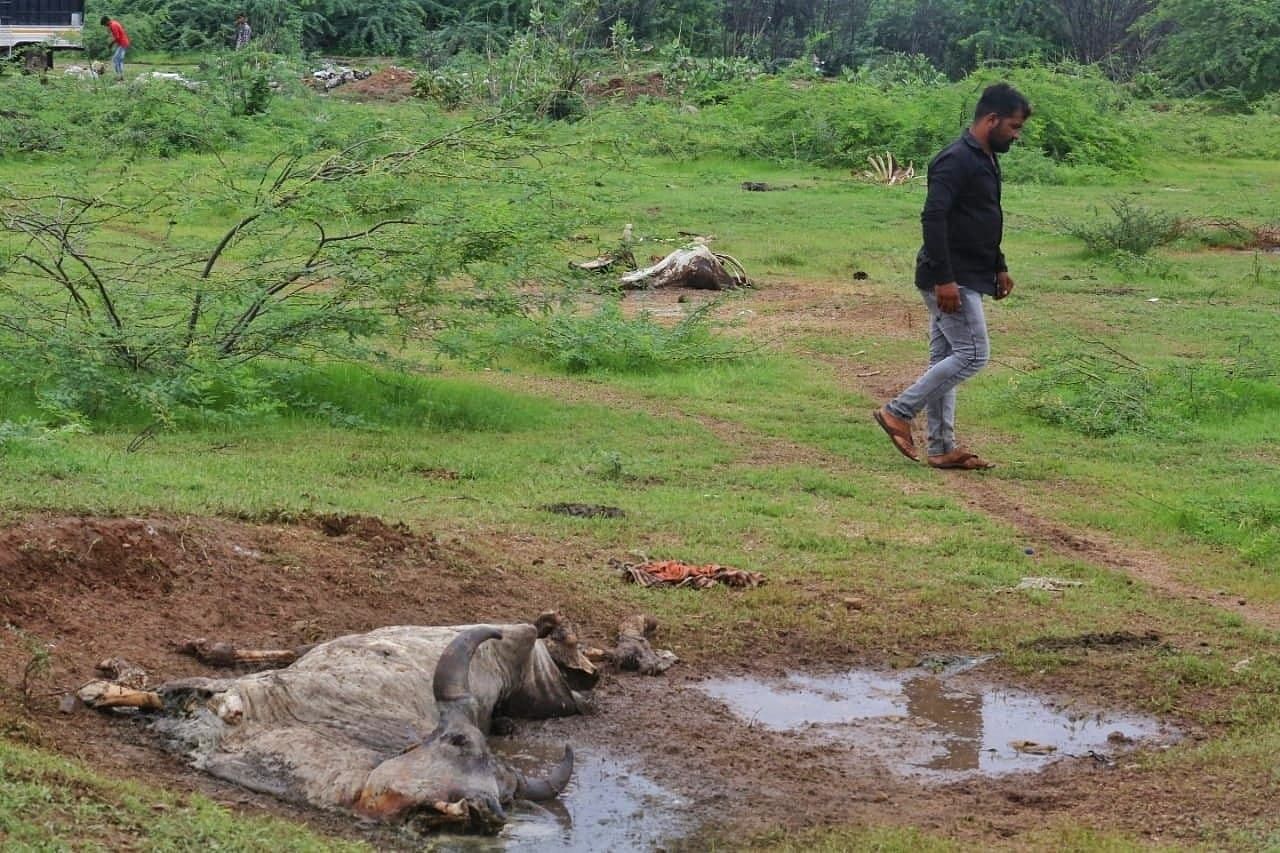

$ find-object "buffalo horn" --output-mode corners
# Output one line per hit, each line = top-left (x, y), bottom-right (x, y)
(433, 626), (503, 703)
(514, 745), (574, 801)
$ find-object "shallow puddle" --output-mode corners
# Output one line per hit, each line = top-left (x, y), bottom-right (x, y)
(432, 743), (689, 852)
(698, 661), (1173, 779)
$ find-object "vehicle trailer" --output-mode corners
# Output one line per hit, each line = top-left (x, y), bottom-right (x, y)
(1, 0), (85, 71)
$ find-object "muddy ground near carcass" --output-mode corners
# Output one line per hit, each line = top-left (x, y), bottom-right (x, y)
(0, 512), (1275, 849)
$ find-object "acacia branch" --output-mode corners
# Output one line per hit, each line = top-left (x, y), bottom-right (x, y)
(186, 212), (263, 348)
(16, 253), (92, 318)
(216, 219), (418, 356)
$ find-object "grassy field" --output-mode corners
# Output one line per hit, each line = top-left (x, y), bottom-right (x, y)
(1, 63), (1278, 850)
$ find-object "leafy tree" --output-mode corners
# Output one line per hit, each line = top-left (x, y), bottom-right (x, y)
(0, 119), (572, 426)
(596, 0), (723, 52)
(1049, 0), (1152, 66)
(1140, 0), (1280, 100)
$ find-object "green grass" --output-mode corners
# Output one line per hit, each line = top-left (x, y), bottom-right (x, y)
(0, 739), (368, 850)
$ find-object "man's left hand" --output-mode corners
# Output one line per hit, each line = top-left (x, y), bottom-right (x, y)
(995, 272), (1015, 300)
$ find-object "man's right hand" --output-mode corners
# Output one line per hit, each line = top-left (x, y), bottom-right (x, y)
(935, 282), (961, 313)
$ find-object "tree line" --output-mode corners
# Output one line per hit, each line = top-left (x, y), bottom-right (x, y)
(86, 0), (1280, 100)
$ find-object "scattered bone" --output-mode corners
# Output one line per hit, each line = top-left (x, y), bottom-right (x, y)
(63, 63), (103, 79)
(96, 657), (148, 688)
(569, 256), (616, 272)
(77, 680), (163, 711)
(620, 245), (748, 290)
(136, 71), (202, 90)
(1010, 739), (1057, 755)
(175, 638), (311, 669)
(1004, 576), (1084, 593)
(311, 64), (373, 91)
(860, 152), (916, 185)
(610, 615), (678, 675)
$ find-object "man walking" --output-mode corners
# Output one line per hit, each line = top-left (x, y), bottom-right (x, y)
(234, 13), (252, 50)
(873, 82), (1031, 470)
(101, 15), (130, 79)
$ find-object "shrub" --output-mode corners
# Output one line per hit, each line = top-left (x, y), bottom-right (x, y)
(448, 299), (746, 374)
(0, 118), (573, 428)
(664, 50), (765, 105)
(1066, 198), (1187, 255)
(1007, 347), (1280, 438)
(107, 81), (239, 155)
(0, 74), (240, 157)
(843, 53), (947, 89)
(696, 62), (1145, 176)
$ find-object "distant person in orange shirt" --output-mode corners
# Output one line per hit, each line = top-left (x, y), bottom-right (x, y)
(101, 16), (130, 79)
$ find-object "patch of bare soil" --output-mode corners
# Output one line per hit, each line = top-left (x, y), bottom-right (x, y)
(583, 71), (666, 101)
(0, 513), (1272, 848)
(332, 66), (417, 101)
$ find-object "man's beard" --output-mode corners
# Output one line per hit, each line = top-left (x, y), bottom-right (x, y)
(990, 136), (1014, 154)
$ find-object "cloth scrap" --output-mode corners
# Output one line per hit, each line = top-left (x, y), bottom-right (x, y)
(619, 559), (766, 589)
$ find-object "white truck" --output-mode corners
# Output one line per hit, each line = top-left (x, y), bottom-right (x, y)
(1, 0), (85, 70)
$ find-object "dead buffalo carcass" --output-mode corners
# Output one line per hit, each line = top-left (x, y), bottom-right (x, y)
(80, 614), (598, 834)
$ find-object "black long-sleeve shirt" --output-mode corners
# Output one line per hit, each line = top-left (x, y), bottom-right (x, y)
(915, 131), (1007, 297)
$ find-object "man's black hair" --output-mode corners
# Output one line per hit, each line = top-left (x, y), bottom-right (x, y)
(100, 15), (110, 25)
(974, 83), (1031, 121)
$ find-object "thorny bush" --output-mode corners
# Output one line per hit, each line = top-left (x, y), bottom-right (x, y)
(0, 118), (576, 428)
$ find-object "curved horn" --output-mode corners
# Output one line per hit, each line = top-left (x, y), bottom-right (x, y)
(514, 745), (574, 802)
(433, 626), (502, 703)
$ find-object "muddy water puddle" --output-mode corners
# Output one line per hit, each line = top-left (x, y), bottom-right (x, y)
(699, 661), (1174, 780)
(433, 743), (689, 852)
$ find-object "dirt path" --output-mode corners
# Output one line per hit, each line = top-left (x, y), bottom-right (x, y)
(939, 474), (1280, 632)
(486, 280), (1280, 633)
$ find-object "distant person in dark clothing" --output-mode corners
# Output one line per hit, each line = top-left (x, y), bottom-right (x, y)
(873, 83), (1032, 470)
(234, 14), (252, 50)
(101, 16), (130, 79)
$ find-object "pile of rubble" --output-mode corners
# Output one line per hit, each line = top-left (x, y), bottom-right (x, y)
(311, 63), (373, 91)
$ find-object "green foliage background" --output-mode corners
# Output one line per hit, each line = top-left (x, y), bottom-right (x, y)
(64, 0), (1280, 104)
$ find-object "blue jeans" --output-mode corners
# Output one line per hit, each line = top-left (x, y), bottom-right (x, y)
(886, 286), (990, 457)
(113, 46), (126, 76)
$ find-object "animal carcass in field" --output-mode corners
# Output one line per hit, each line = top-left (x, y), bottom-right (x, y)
(621, 245), (749, 290)
(79, 613), (597, 834)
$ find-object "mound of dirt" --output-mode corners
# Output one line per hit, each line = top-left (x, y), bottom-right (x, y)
(0, 513), (581, 696)
(311, 513), (414, 548)
(0, 517), (185, 598)
(332, 66), (417, 101)
(583, 71), (666, 101)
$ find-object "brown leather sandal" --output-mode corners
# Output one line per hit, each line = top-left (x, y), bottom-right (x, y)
(927, 448), (994, 470)
(872, 407), (919, 461)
